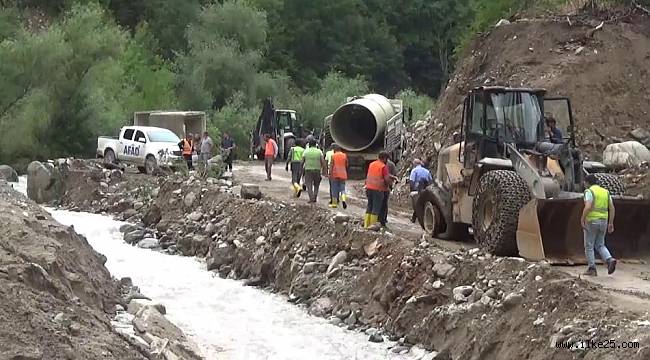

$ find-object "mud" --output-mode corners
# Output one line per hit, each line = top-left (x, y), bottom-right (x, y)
(0, 180), (146, 359)
(54, 162), (650, 360)
(403, 11), (650, 198)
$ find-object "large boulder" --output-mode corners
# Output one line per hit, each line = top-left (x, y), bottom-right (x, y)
(603, 141), (650, 169)
(241, 183), (262, 200)
(0, 165), (18, 182)
(177, 235), (209, 257)
(630, 128), (650, 147)
(26, 161), (62, 204)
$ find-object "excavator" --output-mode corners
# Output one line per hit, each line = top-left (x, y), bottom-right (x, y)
(415, 86), (650, 263)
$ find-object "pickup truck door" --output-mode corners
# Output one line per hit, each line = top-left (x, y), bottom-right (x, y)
(118, 128), (135, 161)
(128, 130), (146, 163)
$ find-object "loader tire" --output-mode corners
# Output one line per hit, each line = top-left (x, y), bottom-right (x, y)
(593, 173), (626, 196)
(416, 190), (445, 237)
(473, 170), (531, 256)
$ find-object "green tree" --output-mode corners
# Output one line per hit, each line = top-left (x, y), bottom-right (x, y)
(177, 0), (281, 110)
(0, 2), (177, 164)
(254, 0), (406, 93)
(142, 0), (202, 59)
(294, 71), (370, 129)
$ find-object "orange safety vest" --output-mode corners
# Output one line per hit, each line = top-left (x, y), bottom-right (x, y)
(265, 139), (277, 157)
(331, 152), (348, 180)
(182, 139), (193, 156)
(366, 160), (387, 191)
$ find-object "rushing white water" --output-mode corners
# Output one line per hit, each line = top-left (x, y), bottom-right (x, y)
(50, 210), (422, 360)
(12, 177), (425, 359)
(8, 174), (422, 360)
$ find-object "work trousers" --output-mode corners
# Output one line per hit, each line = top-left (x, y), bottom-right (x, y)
(330, 179), (346, 203)
(409, 191), (420, 222)
(183, 154), (193, 170)
(303, 170), (322, 202)
(264, 156), (274, 180)
(366, 189), (385, 216)
(290, 161), (303, 185)
(584, 219), (613, 269)
(199, 153), (211, 171)
(379, 190), (390, 226)
(223, 150), (233, 172)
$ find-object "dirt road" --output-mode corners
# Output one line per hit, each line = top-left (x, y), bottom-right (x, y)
(234, 161), (427, 242)
(235, 161), (650, 299)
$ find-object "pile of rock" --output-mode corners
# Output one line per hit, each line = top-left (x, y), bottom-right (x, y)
(0, 164), (18, 182)
(115, 278), (204, 359)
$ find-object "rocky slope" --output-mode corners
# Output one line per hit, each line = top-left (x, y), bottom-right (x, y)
(53, 162), (650, 360)
(402, 9), (650, 197)
(0, 180), (147, 360)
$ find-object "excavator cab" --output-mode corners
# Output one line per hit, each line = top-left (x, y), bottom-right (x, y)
(418, 86), (650, 263)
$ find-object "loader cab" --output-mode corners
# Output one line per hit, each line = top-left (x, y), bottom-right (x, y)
(459, 87), (575, 168)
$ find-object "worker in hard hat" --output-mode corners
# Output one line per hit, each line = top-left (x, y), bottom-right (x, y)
(581, 174), (617, 276)
(285, 139), (305, 197)
(364, 151), (393, 229)
(329, 143), (348, 209)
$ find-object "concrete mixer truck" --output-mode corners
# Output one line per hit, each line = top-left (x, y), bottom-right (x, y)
(321, 94), (409, 178)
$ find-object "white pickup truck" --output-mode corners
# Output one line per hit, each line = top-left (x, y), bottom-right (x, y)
(97, 126), (183, 174)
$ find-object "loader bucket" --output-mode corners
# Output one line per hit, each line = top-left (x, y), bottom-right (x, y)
(517, 197), (650, 264)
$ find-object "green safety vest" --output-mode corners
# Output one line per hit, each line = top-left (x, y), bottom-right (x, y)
(303, 147), (323, 171)
(325, 150), (334, 166)
(585, 185), (610, 222)
(291, 146), (304, 162)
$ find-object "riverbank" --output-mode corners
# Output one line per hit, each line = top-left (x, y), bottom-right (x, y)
(49, 159), (650, 359)
(0, 179), (148, 359)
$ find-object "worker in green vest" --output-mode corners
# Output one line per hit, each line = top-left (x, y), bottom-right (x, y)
(285, 139), (305, 197)
(301, 137), (327, 203)
(580, 174), (617, 276)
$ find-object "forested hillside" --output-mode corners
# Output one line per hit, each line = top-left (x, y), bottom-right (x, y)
(1, 0), (647, 165)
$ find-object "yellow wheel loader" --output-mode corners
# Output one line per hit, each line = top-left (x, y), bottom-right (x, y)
(415, 86), (650, 263)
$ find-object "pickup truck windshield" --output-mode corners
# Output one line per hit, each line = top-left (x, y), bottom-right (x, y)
(147, 130), (180, 143)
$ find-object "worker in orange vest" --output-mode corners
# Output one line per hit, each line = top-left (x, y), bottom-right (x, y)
(329, 144), (348, 209)
(264, 133), (278, 181)
(178, 133), (194, 170)
(364, 151), (393, 229)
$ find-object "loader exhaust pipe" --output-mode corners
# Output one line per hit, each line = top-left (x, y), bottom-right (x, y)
(330, 94), (395, 152)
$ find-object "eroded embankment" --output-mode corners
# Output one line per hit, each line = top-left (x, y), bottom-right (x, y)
(54, 164), (650, 360)
(0, 180), (147, 359)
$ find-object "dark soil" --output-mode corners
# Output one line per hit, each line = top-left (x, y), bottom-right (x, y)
(403, 12), (650, 198)
(56, 165), (650, 360)
(0, 180), (147, 360)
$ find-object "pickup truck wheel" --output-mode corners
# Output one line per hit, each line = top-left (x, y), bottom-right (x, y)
(104, 149), (116, 165)
(145, 155), (157, 175)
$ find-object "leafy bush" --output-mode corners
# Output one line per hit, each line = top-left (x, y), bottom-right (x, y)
(395, 89), (436, 123)
(0, 3), (177, 164)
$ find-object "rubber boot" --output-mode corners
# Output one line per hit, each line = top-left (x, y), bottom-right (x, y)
(293, 183), (302, 198)
(329, 199), (338, 208)
(583, 267), (597, 276)
(363, 213), (371, 228)
(341, 193), (347, 209)
(607, 258), (617, 275)
(368, 215), (381, 231)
